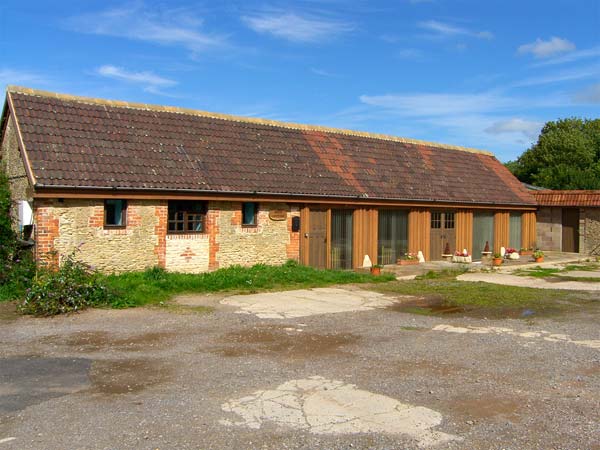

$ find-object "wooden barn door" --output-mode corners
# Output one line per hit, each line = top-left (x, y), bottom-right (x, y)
(430, 211), (455, 260)
(562, 208), (580, 253)
(308, 209), (327, 268)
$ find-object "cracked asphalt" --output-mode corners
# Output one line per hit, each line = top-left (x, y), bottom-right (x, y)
(0, 286), (598, 449)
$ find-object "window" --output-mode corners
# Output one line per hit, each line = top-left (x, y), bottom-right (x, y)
(104, 199), (127, 227)
(242, 202), (258, 226)
(444, 212), (455, 229)
(431, 212), (441, 229)
(168, 201), (207, 233)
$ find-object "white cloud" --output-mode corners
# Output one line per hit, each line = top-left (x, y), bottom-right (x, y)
(512, 64), (600, 87)
(531, 46), (600, 67)
(96, 65), (177, 93)
(359, 92), (514, 117)
(242, 12), (353, 43)
(67, 5), (228, 54)
(485, 118), (543, 139)
(518, 37), (575, 59)
(310, 68), (340, 77)
(396, 48), (424, 60)
(573, 83), (600, 104)
(418, 20), (493, 40)
(0, 68), (47, 88)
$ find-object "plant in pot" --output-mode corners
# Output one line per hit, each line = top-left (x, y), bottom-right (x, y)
(492, 252), (503, 266)
(533, 250), (544, 263)
(397, 253), (419, 265)
(370, 264), (383, 275)
(519, 247), (533, 256)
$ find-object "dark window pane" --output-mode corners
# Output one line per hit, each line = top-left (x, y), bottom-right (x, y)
(167, 201), (207, 233)
(445, 212), (455, 229)
(242, 203), (257, 226)
(105, 200), (126, 226)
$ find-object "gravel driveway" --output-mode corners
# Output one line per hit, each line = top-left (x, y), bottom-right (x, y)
(0, 286), (598, 449)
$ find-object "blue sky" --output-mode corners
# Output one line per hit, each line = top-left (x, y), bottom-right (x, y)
(1, 0), (599, 161)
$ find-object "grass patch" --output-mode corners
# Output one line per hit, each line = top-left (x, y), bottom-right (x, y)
(514, 266), (561, 278)
(514, 263), (600, 282)
(105, 260), (395, 308)
(377, 272), (598, 318)
(151, 303), (215, 315)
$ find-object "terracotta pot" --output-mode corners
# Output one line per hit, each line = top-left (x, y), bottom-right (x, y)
(370, 267), (381, 276)
(534, 257), (544, 263)
(520, 250), (533, 256)
(492, 257), (503, 266)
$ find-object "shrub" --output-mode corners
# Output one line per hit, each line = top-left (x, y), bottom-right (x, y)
(18, 252), (112, 316)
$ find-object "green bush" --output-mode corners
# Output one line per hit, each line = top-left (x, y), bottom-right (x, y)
(17, 252), (112, 316)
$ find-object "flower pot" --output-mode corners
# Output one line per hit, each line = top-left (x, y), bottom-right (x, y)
(397, 259), (419, 266)
(534, 257), (544, 263)
(370, 267), (381, 276)
(520, 250), (533, 256)
(492, 257), (503, 266)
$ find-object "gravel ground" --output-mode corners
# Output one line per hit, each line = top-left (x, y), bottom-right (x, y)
(0, 287), (598, 450)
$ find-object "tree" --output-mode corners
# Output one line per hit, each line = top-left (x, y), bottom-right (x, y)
(506, 117), (600, 189)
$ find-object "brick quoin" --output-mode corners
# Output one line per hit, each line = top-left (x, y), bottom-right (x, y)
(34, 200), (59, 267)
(154, 202), (168, 268)
(286, 211), (300, 261)
(208, 207), (220, 271)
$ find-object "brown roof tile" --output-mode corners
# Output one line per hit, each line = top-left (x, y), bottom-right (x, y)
(534, 190), (600, 207)
(5, 87), (536, 205)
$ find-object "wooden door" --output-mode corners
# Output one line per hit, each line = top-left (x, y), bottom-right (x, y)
(562, 208), (579, 253)
(308, 209), (327, 268)
(430, 211), (456, 260)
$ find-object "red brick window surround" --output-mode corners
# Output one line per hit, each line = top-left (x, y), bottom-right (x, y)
(104, 199), (127, 228)
(168, 200), (207, 233)
(242, 202), (259, 227)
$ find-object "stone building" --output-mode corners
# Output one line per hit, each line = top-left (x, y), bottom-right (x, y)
(534, 190), (600, 255)
(1, 86), (537, 273)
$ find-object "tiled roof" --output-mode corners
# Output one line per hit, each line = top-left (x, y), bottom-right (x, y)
(534, 190), (600, 207)
(5, 86), (536, 206)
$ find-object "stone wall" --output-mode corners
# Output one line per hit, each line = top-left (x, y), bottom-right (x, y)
(582, 208), (600, 255)
(536, 207), (562, 251)
(34, 199), (161, 272)
(213, 201), (299, 268)
(1, 115), (31, 202)
(33, 198), (300, 273)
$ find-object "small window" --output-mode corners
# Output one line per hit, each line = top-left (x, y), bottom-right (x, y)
(431, 212), (441, 229)
(104, 199), (127, 227)
(242, 202), (258, 226)
(444, 212), (455, 229)
(168, 201), (207, 233)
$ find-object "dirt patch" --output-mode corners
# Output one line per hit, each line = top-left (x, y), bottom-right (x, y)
(0, 302), (20, 322)
(89, 359), (172, 395)
(212, 325), (360, 358)
(449, 396), (522, 422)
(40, 331), (174, 352)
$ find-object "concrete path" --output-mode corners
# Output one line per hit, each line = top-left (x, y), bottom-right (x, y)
(221, 288), (397, 319)
(220, 376), (460, 448)
(457, 272), (600, 291)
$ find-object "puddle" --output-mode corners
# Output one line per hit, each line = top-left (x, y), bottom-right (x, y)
(89, 359), (171, 395)
(449, 396), (522, 422)
(0, 357), (91, 414)
(0, 302), (20, 322)
(220, 376), (460, 448)
(40, 331), (173, 352)
(388, 295), (543, 319)
(212, 325), (360, 358)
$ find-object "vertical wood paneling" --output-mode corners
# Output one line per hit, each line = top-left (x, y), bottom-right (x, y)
(493, 212), (510, 252)
(300, 205), (309, 265)
(326, 208), (332, 269)
(455, 210), (473, 254)
(351, 208), (378, 268)
(521, 211), (537, 249)
(408, 209), (430, 260)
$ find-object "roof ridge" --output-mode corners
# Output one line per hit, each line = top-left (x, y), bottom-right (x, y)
(7, 85), (494, 156)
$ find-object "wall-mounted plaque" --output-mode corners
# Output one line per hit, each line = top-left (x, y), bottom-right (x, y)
(269, 209), (287, 221)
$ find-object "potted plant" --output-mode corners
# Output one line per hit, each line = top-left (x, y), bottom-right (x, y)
(370, 264), (383, 275)
(397, 253), (419, 265)
(492, 252), (503, 266)
(505, 248), (520, 260)
(441, 242), (452, 261)
(533, 250), (544, 263)
(452, 249), (472, 263)
(519, 247), (533, 256)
